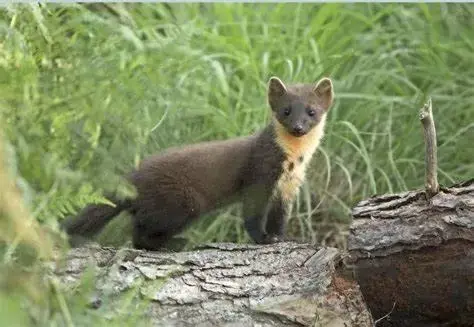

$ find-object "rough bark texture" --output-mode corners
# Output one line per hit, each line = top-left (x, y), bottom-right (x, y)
(347, 179), (474, 326)
(53, 179), (474, 326)
(54, 242), (374, 327)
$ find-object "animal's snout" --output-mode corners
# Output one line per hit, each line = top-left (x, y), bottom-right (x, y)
(293, 125), (304, 134)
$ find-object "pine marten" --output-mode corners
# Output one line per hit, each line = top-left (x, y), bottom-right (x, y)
(62, 76), (334, 250)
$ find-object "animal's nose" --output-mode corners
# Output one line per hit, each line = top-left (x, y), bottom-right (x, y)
(293, 125), (303, 133)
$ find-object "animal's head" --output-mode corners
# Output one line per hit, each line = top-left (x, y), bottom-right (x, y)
(267, 76), (334, 137)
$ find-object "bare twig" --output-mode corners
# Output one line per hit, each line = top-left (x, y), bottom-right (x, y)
(419, 98), (439, 198)
(374, 301), (396, 325)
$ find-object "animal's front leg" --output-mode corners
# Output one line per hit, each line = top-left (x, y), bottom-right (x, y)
(243, 196), (289, 244)
(243, 191), (271, 244)
(263, 196), (288, 243)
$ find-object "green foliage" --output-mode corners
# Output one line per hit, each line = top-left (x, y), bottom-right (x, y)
(0, 264), (151, 327)
(42, 267), (151, 327)
(2, 3), (474, 246)
(0, 3), (474, 249)
(1, 3), (474, 326)
(2, 2), (474, 253)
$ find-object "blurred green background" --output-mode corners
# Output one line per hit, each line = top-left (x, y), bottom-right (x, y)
(2, 3), (474, 247)
(2, 3), (474, 248)
(1, 3), (473, 326)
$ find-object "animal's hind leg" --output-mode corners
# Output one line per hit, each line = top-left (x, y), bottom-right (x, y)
(132, 225), (171, 251)
(131, 206), (194, 251)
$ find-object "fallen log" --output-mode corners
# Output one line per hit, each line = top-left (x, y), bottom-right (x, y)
(54, 242), (374, 326)
(345, 97), (474, 327)
(52, 100), (473, 326)
(347, 179), (474, 326)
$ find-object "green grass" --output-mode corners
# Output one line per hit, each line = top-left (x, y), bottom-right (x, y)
(1, 3), (474, 326)
(2, 3), (474, 248)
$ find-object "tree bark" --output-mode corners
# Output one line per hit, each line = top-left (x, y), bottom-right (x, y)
(54, 177), (474, 327)
(52, 97), (473, 326)
(54, 242), (374, 327)
(346, 179), (474, 327)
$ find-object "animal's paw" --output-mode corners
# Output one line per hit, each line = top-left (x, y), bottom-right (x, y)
(260, 234), (305, 244)
(261, 234), (286, 244)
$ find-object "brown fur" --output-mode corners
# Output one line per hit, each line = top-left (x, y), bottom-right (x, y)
(62, 76), (334, 250)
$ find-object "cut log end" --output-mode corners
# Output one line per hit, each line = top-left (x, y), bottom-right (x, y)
(348, 179), (474, 326)
(350, 239), (474, 327)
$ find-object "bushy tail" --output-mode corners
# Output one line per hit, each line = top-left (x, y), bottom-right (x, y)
(61, 197), (131, 245)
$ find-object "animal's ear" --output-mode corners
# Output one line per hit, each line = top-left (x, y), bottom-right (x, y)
(268, 77), (287, 108)
(313, 77), (334, 111)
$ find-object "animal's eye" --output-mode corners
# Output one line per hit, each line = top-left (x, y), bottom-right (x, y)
(307, 108), (316, 116)
(284, 107), (291, 116)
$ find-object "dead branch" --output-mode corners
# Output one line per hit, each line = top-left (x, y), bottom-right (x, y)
(419, 97), (440, 198)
